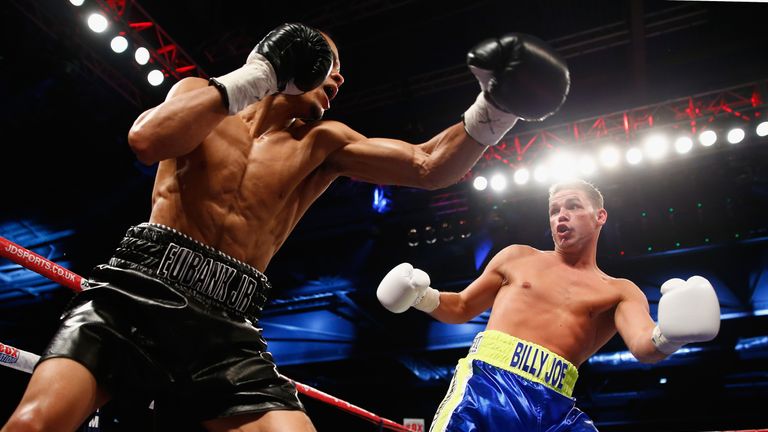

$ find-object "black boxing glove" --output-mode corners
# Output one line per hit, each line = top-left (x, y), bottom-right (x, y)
(463, 33), (570, 146)
(210, 23), (333, 114)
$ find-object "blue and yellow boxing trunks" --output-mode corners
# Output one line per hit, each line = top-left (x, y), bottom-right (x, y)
(431, 330), (597, 431)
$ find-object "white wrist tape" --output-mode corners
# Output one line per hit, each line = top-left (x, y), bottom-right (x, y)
(413, 287), (440, 313)
(652, 326), (684, 355)
(212, 53), (279, 115)
(463, 92), (519, 146)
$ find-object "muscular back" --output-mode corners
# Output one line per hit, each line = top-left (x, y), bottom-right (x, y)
(131, 74), (488, 273)
(485, 247), (625, 367)
(149, 115), (345, 271)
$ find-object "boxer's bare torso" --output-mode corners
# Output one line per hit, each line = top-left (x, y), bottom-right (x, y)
(148, 106), (349, 272)
(484, 246), (633, 367)
(431, 188), (665, 367)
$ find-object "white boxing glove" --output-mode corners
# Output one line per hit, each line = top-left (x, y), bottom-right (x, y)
(652, 276), (721, 355)
(377, 263), (440, 314)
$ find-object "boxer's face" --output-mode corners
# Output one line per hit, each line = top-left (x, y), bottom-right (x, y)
(548, 189), (606, 250)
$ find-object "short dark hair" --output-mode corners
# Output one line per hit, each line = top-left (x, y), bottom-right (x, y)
(548, 179), (604, 209)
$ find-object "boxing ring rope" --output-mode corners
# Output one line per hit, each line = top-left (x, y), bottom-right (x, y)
(0, 236), (87, 292)
(0, 235), (411, 432)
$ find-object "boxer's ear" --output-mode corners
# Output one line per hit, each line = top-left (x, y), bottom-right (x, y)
(596, 208), (607, 226)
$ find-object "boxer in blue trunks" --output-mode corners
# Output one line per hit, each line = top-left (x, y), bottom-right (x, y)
(378, 179), (722, 431)
(3, 23), (570, 432)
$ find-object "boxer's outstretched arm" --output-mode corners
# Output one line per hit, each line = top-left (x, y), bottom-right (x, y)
(430, 245), (537, 323)
(376, 257), (502, 322)
(616, 276), (721, 362)
(377, 245), (533, 323)
(324, 121), (487, 190)
(326, 33), (569, 189)
(614, 280), (667, 363)
(431, 265), (505, 324)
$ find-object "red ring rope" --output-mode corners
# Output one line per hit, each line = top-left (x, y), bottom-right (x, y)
(0, 235), (411, 431)
(0, 236), (85, 292)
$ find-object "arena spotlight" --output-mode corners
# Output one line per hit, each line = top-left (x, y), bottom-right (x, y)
(87, 13), (109, 33)
(110, 35), (128, 53)
(674, 136), (694, 154)
(757, 121), (768, 137)
(533, 164), (549, 183)
(549, 152), (576, 180)
(513, 168), (530, 185)
(134, 47), (151, 65)
(726, 128), (745, 144)
(699, 130), (717, 147)
(147, 69), (165, 86)
(626, 147), (643, 165)
(490, 173), (507, 191)
(598, 146), (620, 168)
(643, 134), (669, 160)
(473, 176), (488, 191)
(578, 156), (597, 176)
(69, 0), (85, 6)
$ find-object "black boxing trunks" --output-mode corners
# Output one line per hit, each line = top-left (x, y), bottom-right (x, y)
(39, 223), (304, 422)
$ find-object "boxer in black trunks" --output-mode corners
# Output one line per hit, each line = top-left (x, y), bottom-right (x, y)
(2, 24), (569, 432)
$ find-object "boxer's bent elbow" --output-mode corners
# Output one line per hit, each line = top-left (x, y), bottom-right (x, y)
(630, 347), (667, 364)
(414, 159), (462, 191)
(128, 129), (161, 165)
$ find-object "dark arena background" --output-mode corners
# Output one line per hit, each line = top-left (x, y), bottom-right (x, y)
(1, 0), (768, 431)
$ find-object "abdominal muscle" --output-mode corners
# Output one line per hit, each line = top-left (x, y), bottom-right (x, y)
(485, 275), (619, 367)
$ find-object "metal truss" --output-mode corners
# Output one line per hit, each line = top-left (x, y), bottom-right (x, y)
(96, 0), (207, 80)
(7, 0), (147, 108)
(482, 79), (768, 170)
(8, 0), (205, 108)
